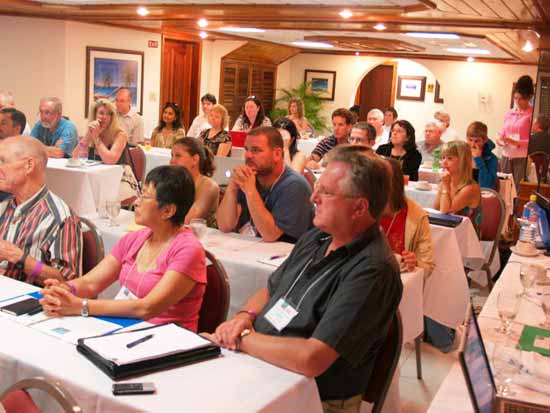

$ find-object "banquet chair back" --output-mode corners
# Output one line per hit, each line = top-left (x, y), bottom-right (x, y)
(198, 251), (231, 333)
(79, 217), (105, 274)
(363, 311), (402, 413)
(128, 145), (146, 184)
(0, 377), (81, 413)
(530, 151), (550, 191)
(478, 188), (505, 290)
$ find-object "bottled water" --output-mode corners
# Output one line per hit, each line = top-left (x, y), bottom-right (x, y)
(519, 194), (538, 243)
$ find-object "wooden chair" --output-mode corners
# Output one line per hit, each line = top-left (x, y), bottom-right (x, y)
(79, 216), (105, 274)
(198, 250), (231, 333)
(127, 144), (146, 185)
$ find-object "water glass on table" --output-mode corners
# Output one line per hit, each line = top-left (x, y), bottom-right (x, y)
(190, 218), (207, 241)
(520, 263), (537, 296)
(496, 290), (520, 335)
(105, 200), (121, 227)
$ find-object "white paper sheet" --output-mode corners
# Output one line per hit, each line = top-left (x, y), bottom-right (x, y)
(32, 316), (122, 345)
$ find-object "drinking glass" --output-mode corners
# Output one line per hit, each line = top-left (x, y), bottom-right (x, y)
(190, 218), (207, 241)
(96, 200), (108, 220)
(105, 200), (121, 227)
(540, 294), (550, 329)
(520, 263), (537, 296)
(491, 344), (520, 397)
(496, 291), (520, 335)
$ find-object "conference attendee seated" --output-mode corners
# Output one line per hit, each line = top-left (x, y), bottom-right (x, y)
(115, 87), (144, 144)
(273, 117), (307, 174)
(150, 102), (186, 148)
(383, 107), (398, 140)
(434, 140), (481, 226)
(170, 137), (219, 227)
(367, 108), (386, 149)
(529, 114), (550, 155)
(0, 108), (26, 139)
(349, 104), (360, 123)
(217, 127), (313, 243)
(31, 97), (77, 158)
(434, 110), (459, 142)
(348, 121), (376, 148)
(288, 97), (314, 137)
(40, 166), (207, 332)
(466, 121), (497, 190)
(198, 104), (232, 157)
(0, 136), (82, 284)
(306, 108), (353, 169)
(376, 120), (422, 181)
(417, 119), (445, 163)
(204, 151), (402, 411)
(381, 157), (435, 277)
(188, 93), (216, 138)
(232, 95), (272, 132)
(0, 90), (31, 135)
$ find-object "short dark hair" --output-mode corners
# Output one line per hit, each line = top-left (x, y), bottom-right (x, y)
(332, 108), (354, 125)
(144, 165), (195, 226)
(353, 121), (376, 143)
(273, 117), (299, 158)
(514, 75), (534, 99)
(390, 119), (417, 152)
(384, 157), (406, 211)
(385, 107), (398, 119)
(173, 137), (215, 177)
(466, 121), (488, 140)
(0, 107), (26, 134)
(248, 126), (283, 149)
(201, 93), (217, 105)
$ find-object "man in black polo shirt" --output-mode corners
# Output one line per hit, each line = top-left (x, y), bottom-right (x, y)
(206, 150), (403, 412)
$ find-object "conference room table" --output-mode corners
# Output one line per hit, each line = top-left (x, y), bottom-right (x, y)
(297, 137), (321, 156)
(46, 158), (122, 216)
(428, 252), (550, 412)
(0, 275), (323, 413)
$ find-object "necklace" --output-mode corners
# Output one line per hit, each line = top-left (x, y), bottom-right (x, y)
(384, 212), (398, 236)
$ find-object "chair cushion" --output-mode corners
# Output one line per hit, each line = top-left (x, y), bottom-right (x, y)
(1, 390), (41, 413)
(198, 263), (226, 333)
(480, 194), (501, 241)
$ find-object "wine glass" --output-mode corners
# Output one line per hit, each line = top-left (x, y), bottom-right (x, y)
(496, 291), (520, 335)
(105, 200), (121, 227)
(540, 294), (550, 329)
(190, 218), (207, 241)
(96, 200), (108, 220)
(520, 263), (537, 296)
(491, 343), (520, 397)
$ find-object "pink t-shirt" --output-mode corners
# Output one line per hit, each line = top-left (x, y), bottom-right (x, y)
(111, 228), (206, 332)
(498, 106), (533, 159)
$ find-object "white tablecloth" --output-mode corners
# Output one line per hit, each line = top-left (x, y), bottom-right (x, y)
(0, 276), (322, 413)
(46, 158), (123, 216)
(143, 147), (171, 177)
(297, 138), (320, 156)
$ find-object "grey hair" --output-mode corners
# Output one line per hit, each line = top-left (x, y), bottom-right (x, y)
(0, 90), (15, 107)
(434, 110), (450, 125)
(367, 108), (384, 120)
(40, 97), (63, 114)
(6, 135), (48, 169)
(425, 118), (444, 131)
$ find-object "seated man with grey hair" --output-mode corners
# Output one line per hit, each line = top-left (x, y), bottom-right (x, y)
(0, 90), (31, 135)
(206, 149), (402, 412)
(31, 97), (78, 158)
(0, 136), (82, 285)
(434, 109), (459, 142)
(367, 108), (386, 149)
(417, 119), (445, 162)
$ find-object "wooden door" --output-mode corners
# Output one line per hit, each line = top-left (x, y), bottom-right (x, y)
(160, 39), (200, 132)
(355, 63), (396, 121)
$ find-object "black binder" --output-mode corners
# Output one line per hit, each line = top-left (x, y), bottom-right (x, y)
(428, 211), (463, 228)
(76, 323), (221, 381)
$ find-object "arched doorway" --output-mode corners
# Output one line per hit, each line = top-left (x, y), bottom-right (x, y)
(354, 61), (397, 121)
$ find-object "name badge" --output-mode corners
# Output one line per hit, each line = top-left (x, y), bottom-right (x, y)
(114, 286), (138, 301)
(264, 298), (298, 332)
(239, 221), (257, 237)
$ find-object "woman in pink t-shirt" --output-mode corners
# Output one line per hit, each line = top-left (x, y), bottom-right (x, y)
(40, 165), (207, 332)
(496, 75), (534, 189)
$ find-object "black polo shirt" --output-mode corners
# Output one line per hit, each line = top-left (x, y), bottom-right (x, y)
(254, 225), (403, 401)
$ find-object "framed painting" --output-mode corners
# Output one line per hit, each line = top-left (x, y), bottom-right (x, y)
(304, 70), (336, 101)
(396, 75), (426, 102)
(85, 46), (144, 117)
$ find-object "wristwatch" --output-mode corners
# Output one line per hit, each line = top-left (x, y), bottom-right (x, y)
(81, 299), (89, 317)
(14, 253), (27, 272)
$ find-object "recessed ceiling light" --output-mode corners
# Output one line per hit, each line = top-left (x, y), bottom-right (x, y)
(136, 7), (149, 16)
(447, 47), (490, 55)
(219, 27), (266, 33)
(199, 31), (208, 39)
(374, 23), (386, 31)
(467, 56), (475, 62)
(406, 32), (459, 39)
(522, 40), (534, 52)
(292, 41), (334, 49)
(339, 9), (353, 19)
(355, 51), (360, 56)
(463, 42), (477, 47)
(198, 19), (208, 28)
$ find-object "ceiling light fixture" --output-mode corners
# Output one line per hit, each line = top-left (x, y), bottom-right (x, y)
(292, 41), (334, 49)
(136, 7), (149, 16)
(199, 31), (208, 39)
(406, 32), (459, 39)
(355, 51), (360, 56)
(219, 27), (266, 33)
(198, 19), (208, 28)
(522, 40), (534, 52)
(374, 23), (386, 31)
(447, 47), (490, 55)
(467, 56), (475, 62)
(339, 9), (353, 19)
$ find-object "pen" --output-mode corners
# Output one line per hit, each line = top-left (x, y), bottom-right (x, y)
(126, 334), (154, 349)
(270, 255), (285, 260)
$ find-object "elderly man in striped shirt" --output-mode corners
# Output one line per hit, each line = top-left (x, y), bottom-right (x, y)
(0, 136), (82, 285)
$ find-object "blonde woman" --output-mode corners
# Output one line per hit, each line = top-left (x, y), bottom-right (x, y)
(198, 104), (232, 157)
(434, 140), (481, 226)
(287, 97), (313, 137)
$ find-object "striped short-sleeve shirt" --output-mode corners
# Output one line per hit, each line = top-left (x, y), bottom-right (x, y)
(311, 135), (338, 160)
(0, 186), (82, 282)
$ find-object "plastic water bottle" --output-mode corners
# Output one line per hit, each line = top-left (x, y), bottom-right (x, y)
(432, 148), (441, 171)
(519, 194), (538, 242)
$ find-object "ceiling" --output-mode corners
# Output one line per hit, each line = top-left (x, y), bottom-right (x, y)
(2, 0), (548, 64)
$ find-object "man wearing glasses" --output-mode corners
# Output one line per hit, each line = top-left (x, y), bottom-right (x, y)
(0, 136), (82, 285)
(207, 150), (402, 413)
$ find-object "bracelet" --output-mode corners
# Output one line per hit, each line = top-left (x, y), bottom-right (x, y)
(237, 310), (257, 320)
(67, 281), (77, 295)
(28, 261), (44, 284)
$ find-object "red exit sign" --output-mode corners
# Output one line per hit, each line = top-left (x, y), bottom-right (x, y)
(148, 40), (158, 48)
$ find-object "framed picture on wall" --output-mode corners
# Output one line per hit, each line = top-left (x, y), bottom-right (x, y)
(396, 76), (426, 102)
(304, 70), (336, 101)
(85, 46), (144, 117)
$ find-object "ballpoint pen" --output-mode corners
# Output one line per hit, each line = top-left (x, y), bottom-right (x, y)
(126, 334), (154, 349)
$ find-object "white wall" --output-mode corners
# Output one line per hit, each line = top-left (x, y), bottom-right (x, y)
(0, 16), (161, 135)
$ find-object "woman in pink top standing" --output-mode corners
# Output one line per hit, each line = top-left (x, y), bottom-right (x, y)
(496, 75), (534, 189)
(40, 165), (207, 332)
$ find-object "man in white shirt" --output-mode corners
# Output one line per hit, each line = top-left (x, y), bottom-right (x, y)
(382, 107), (398, 140)
(188, 93), (216, 137)
(115, 87), (144, 144)
(434, 110), (459, 142)
(367, 108), (385, 149)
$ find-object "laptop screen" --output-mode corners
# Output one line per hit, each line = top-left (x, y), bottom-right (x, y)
(458, 306), (496, 413)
